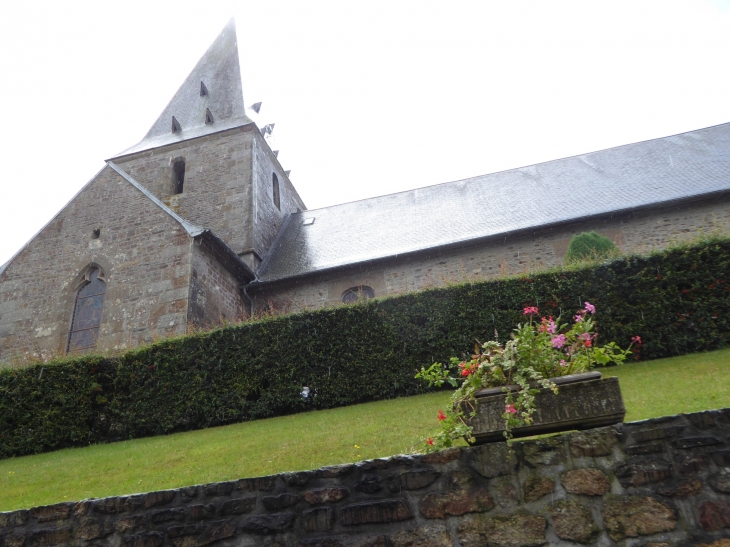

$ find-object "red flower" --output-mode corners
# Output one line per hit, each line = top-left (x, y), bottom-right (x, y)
(437, 410), (447, 422)
(148, 365), (154, 371)
(523, 306), (539, 315)
(631, 335), (642, 345)
(426, 437), (434, 446)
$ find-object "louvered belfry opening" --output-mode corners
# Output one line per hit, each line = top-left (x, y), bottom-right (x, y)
(68, 268), (106, 352)
(272, 173), (280, 210)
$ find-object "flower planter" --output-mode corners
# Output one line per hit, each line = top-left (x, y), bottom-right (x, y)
(466, 372), (626, 444)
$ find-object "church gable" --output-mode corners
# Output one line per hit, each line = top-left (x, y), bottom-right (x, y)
(0, 165), (196, 363)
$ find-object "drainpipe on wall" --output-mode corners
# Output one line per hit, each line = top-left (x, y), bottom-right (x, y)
(239, 283), (254, 318)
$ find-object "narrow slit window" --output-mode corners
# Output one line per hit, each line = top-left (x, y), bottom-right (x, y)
(173, 159), (185, 194)
(68, 268), (106, 352)
(272, 173), (280, 210)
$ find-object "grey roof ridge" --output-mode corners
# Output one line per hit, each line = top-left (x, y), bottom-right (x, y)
(252, 212), (296, 282)
(0, 163), (111, 278)
(107, 162), (256, 282)
(107, 162), (205, 236)
(253, 186), (730, 286)
(299, 120), (730, 215)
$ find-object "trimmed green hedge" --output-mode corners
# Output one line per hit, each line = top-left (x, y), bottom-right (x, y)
(2, 238), (730, 459)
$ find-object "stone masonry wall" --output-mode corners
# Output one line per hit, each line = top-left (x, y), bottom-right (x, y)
(112, 127), (257, 258)
(251, 131), (306, 269)
(251, 195), (730, 313)
(188, 242), (246, 328)
(0, 166), (193, 363)
(2, 408), (729, 546)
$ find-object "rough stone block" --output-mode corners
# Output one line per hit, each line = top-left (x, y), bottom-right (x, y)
(281, 471), (313, 486)
(114, 515), (147, 533)
(150, 507), (186, 523)
(0, 511), (28, 528)
(457, 513), (547, 547)
(390, 524), (451, 547)
(317, 464), (355, 478)
(29, 503), (73, 523)
(470, 443), (517, 478)
(567, 425), (617, 458)
(302, 507), (333, 532)
(26, 527), (72, 547)
(355, 474), (383, 494)
(625, 442), (664, 455)
(421, 448), (462, 465)
(341, 500), (412, 526)
(202, 481), (235, 497)
(188, 504), (216, 521)
(672, 436), (723, 449)
(3, 533), (25, 547)
(388, 469), (440, 492)
(169, 520), (237, 547)
(614, 459), (672, 487)
(241, 512), (295, 534)
(420, 487), (494, 518)
(236, 476), (276, 492)
(628, 424), (686, 443)
(548, 499), (598, 544)
(144, 490), (176, 508)
(304, 487), (349, 505)
(522, 477), (555, 503)
(603, 496), (677, 540)
(560, 468), (610, 496)
(521, 438), (566, 467)
(659, 479), (703, 498)
(75, 517), (114, 540)
(262, 493), (299, 511)
(92, 495), (144, 515)
(710, 469), (730, 494)
(698, 500), (730, 532)
(219, 496), (256, 516)
(122, 532), (165, 547)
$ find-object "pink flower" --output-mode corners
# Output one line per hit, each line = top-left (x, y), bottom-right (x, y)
(584, 302), (596, 314)
(523, 306), (539, 315)
(505, 403), (517, 414)
(559, 359), (567, 367)
(547, 320), (556, 334)
(551, 334), (566, 349)
(574, 314), (583, 322)
(631, 335), (642, 345)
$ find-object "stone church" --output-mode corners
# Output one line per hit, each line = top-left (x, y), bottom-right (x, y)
(1, 20), (730, 364)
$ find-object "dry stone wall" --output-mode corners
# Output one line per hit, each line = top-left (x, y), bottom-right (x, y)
(2, 409), (730, 546)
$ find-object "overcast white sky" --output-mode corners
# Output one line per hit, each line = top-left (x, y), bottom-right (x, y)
(1, 0), (729, 266)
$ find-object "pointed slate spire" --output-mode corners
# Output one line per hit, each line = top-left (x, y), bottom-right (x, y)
(116, 18), (253, 156)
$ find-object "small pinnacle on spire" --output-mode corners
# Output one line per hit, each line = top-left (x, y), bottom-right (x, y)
(200, 81), (208, 97)
(171, 116), (182, 133)
(285, 170), (291, 177)
(251, 102), (262, 113)
(205, 108), (214, 125)
(273, 150), (279, 158)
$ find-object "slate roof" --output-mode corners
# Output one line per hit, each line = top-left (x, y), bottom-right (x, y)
(254, 122), (730, 284)
(113, 18), (256, 158)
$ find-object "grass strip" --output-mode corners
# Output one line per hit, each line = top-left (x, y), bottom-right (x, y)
(1, 348), (728, 511)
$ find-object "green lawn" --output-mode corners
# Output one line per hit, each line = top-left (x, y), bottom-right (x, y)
(1, 348), (729, 511)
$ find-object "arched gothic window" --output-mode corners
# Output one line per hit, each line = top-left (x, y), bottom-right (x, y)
(341, 286), (375, 304)
(68, 268), (107, 352)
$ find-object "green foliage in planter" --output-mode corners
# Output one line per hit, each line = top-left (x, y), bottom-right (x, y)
(2, 238), (730, 459)
(565, 231), (620, 262)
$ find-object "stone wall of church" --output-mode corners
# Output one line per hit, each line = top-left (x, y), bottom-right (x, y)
(188, 242), (246, 328)
(250, 195), (730, 313)
(251, 131), (306, 269)
(112, 127), (306, 271)
(112, 127), (257, 258)
(0, 167), (193, 364)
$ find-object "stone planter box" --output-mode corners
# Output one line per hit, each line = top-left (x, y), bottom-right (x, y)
(466, 371), (626, 444)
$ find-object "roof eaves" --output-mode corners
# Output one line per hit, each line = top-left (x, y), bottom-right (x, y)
(252, 187), (730, 287)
